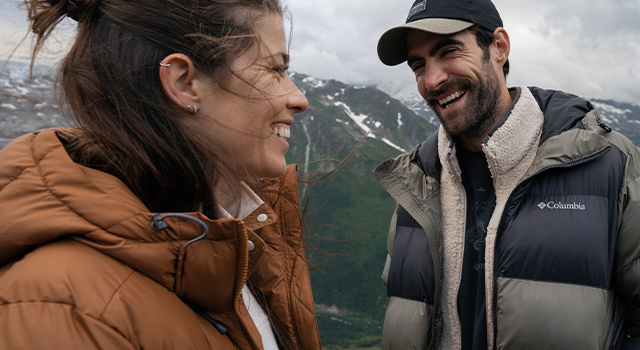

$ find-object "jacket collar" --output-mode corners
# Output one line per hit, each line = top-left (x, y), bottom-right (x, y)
(438, 86), (545, 180)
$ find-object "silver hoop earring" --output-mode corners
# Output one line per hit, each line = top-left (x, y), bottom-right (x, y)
(159, 62), (171, 67)
(187, 104), (198, 115)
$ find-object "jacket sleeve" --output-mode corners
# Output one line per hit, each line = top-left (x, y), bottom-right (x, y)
(0, 301), (137, 350)
(614, 147), (640, 345)
(381, 206), (399, 287)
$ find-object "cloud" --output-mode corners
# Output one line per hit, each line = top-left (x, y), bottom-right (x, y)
(285, 0), (640, 104)
(2, 0), (639, 104)
(501, 0), (640, 102)
(0, 0), (77, 62)
(0, 1), (30, 59)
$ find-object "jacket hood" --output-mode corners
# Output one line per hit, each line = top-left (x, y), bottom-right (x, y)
(0, 129), (280, 312)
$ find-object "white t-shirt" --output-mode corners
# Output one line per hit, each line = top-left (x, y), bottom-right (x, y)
(216, 182), (280, 350)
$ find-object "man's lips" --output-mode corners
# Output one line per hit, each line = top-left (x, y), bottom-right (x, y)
(437, 90), (466, 108)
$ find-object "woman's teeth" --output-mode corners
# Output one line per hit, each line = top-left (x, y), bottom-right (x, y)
(270, 125), (290, 139)
(439, 90), (466, 107)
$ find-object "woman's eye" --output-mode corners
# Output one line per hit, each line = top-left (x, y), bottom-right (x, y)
(274, 66), (289, 77)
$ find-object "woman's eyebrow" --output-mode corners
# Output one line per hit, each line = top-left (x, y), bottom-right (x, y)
(267, 52), (290, 64)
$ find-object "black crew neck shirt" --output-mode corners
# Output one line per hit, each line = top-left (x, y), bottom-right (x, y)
(457, 149), (496, 350)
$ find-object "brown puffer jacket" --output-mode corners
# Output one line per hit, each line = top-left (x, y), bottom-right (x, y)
(0, 129), (321, 350)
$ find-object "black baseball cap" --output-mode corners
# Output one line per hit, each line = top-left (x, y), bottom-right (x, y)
(377, 0), (503, 66)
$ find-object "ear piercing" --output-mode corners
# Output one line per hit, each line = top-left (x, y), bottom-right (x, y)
(158, 62), (196, 115)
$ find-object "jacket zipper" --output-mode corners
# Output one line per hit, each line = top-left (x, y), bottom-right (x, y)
(235, 227), (261, 349)
(490, 146), (611, 349)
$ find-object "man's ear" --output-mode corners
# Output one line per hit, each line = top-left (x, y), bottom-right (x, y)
(492, 28), (510, 67)
(159, 53), (203, 114)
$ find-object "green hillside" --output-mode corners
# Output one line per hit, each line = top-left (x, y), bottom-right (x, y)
(287, 74), (437, 348)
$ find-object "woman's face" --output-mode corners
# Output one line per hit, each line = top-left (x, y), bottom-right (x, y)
(198, 14), (308, 179)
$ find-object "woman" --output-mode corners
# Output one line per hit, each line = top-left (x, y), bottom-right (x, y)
(0, 0), (321, 349)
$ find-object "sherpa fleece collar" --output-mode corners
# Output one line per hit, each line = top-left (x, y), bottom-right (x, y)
(436, 86), (545, 350)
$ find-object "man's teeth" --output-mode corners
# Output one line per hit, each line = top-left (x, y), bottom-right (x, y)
(439, 91), (465, 107)
(270, 126), (290, 139)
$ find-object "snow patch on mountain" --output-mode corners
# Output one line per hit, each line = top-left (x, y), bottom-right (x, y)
(593, 102), (632, 116)
(302, 76), (326, 89)
(377, 80), (437, 124)
(334, 101), (377, 139)
(382, 138), (406, 152)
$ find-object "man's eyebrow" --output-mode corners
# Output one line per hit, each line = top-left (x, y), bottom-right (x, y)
(429, 38), (464, 57)
(406, 37), (465, 68)
(407, 55), (421, 68)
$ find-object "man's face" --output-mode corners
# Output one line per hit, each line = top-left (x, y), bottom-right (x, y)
(406, 29), (503, 140)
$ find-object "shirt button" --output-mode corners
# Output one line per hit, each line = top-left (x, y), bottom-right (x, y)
(257, 213), (268, 222)
(248, 240), (255, 252)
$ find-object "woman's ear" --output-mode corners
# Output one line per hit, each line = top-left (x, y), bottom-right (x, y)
(159, 54), (202, 114)
(492, 27), (510, 67)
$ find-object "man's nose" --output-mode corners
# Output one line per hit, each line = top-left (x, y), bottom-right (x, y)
(424, 63), (448, 92)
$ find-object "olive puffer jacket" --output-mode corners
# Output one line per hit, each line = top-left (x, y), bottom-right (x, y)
(0, 129), (321, 349)
(374, 87), (640, 350)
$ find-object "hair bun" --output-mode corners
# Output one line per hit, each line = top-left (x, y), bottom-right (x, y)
(66, 0), (87, 21)
(47, 0), (87, 21)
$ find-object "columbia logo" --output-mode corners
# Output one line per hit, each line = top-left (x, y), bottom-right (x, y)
(537, 201), (586, 211)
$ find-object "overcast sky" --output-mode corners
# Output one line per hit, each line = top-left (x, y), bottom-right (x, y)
(2, 0), (639, 104)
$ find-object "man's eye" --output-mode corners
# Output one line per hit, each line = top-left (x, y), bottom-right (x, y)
(441, 48), (456, 57)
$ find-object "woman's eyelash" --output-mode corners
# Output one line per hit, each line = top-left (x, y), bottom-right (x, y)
(274, 65), (289, 76)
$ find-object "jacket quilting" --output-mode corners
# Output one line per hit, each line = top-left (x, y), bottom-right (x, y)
(0, 129), (321, 350)
(374, 86), (640, 350)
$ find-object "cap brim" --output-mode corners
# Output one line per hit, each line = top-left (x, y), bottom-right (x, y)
(377, 18), (474, 66)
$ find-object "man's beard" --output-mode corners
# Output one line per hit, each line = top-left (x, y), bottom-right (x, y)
(426, 60), (502, 140)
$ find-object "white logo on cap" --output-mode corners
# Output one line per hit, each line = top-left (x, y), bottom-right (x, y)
(408, 0), (427, 20)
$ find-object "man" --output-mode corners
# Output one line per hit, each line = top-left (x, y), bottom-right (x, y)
(373, 0), (640, 349)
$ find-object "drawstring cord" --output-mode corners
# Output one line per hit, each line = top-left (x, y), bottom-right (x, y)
(151, 213), (209, 248)
(150, 213), (228, 334)
(188, 303), (229, 334)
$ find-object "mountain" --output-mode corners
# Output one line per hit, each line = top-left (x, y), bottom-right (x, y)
(377, 78), (440, 125)
(2, 60), (640, 348)
(286, 73), (437, 348)
(590, 99), (640, 145)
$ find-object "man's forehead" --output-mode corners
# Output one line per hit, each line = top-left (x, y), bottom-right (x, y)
(406, 29), (471, 54)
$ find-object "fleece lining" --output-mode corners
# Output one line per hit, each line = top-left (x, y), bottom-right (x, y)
(437, 87), (544, 350)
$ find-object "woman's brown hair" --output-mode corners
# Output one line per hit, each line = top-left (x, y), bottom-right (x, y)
(25, 0), (283, 218)
(24, 0), (300, 347)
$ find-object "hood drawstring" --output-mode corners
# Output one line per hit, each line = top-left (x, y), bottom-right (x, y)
(151, 213), (229, 334)
(151, 213), (209, 248)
